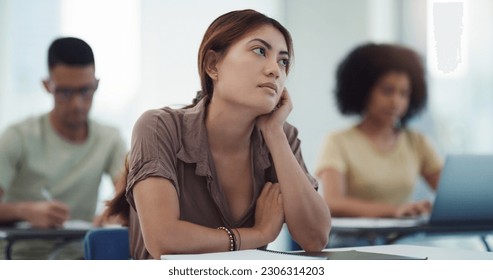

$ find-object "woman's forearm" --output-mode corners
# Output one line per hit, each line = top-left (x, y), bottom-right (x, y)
(262, 128), (331, 251)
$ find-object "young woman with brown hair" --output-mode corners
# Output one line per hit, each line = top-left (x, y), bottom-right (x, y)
(108, 9), (330, 259)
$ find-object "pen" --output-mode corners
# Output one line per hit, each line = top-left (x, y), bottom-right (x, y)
(41, 187), (53, 201)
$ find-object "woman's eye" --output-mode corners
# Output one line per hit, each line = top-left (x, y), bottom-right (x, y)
(253, 47), (266, 56)
(279, 59), (289, 67)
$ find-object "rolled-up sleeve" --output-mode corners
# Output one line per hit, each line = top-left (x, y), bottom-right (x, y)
(126, 109), (181, 209)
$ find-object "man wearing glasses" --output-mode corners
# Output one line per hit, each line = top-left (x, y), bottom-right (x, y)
(0, 37), (127, 259)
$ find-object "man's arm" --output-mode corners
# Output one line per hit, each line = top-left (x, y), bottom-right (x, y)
(0, 187), (70, 228)
(0, 127), (70, 228)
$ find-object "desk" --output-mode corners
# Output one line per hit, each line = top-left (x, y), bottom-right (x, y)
(326, 244), (493, 260)
(0, 227), (89, 260)
(161, 244), (493, 260)
(330, 218), (493, 251)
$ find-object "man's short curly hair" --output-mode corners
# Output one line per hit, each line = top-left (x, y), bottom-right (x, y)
(335, 43), (427, 126)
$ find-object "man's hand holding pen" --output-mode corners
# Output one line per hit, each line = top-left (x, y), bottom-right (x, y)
(19, 187), (71, 228)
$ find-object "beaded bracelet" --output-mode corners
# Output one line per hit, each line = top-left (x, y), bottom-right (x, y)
(232, 228), (241, 251)
(217, 226), (236, 251)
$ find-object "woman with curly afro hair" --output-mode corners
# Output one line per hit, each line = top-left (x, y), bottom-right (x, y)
(315, 43), (443, 219)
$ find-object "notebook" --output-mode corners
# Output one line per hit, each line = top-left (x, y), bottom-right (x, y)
(161, 249), (322, 260)
(269, 249), (425, 260)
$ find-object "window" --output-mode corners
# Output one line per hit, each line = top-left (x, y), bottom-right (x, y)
(426, 0), (493, 154)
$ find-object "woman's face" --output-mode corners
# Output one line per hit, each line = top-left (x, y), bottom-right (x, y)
(212, 24), (290, 114)
(365, 71), (411, 127)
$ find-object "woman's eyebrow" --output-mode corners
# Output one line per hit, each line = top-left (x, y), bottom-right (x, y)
(248, 38), (289, 56)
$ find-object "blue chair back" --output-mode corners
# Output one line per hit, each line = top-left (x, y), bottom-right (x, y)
(84, 227), (130, 260)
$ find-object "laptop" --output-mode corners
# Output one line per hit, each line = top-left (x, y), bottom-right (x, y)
(427, 154), (493, 226)
(331, 154), (493, 229)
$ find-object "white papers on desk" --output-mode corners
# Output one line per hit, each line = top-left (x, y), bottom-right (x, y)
(161, 249), (323, 260)
(14, 219), (94, 230)
(62, 220), (94, 229)
(331, 216), (429, 229)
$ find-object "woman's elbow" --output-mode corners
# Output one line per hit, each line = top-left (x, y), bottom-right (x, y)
(301, 234), (329, 252)
(301, 225), (331, 252)
(148, 243), (181, 259)
(147, 242), (167, 260)
(314, 218), (332, 251)
(145, 235), (179, 259)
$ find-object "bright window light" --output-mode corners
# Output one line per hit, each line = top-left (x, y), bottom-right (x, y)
(61, 0), (141, 116)
(427, 0), (468, 78)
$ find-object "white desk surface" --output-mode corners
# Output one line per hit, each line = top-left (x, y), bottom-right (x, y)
(326, 244), (493, 260)
(160, 245), (493, 260)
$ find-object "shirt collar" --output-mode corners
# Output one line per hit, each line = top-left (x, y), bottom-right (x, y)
(176, 98), (271, 176)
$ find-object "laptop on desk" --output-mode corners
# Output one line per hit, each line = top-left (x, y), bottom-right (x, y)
(331, 155), (493, 230)
(426, 154), (493, 227)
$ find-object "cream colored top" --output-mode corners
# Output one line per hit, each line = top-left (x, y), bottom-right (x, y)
(315, 127), (442, 205)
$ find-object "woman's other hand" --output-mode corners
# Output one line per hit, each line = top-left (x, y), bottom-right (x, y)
(253, 182), (284, 243)
(394, 200), (432, 218)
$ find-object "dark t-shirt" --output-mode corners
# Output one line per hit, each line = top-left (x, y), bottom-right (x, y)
(126, 99), (317, 259)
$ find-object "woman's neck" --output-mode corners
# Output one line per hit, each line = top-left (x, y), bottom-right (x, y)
(357, 118), (401, 152)
(357, 117), (399, 138)
(205, 98), (255, 154)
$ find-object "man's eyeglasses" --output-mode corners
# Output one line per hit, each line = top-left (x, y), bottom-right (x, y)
(53, 86), (97, 101)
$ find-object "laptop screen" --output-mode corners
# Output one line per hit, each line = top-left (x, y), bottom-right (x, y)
(430, 155), (493, 226)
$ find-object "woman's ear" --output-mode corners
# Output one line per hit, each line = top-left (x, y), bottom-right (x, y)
(204, 50), (220, 80)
